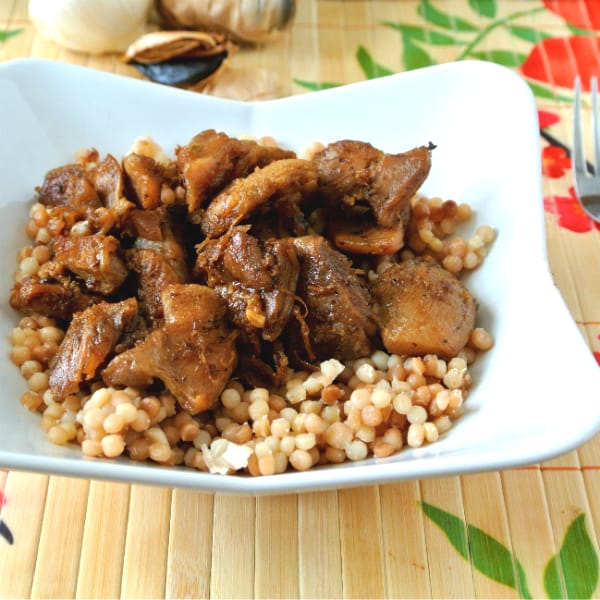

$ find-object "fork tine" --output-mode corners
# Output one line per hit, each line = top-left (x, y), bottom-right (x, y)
(573, 76), (587, 177)
(592, 76), (600, 176)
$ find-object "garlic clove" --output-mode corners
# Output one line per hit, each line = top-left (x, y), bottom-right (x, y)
(134, 55), (227, 86)
(156, 0), (296, 44)
(123, 30), (234, 88)
(123, 30), (223, 63)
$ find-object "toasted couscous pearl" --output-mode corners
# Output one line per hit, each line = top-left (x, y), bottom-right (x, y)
(407, 424), (425, 448)
(28, 371), (49, 393)
(149, 443), (172, 463)
(103, 413), (125, 434)
(101, 434), (125, 458)
(470, 327), (494, 350)
(325, 422), (353, 449)
(131, 409), (151, 432)
(393, 392), (412, 415)
(434, 416), (453, 434)
(345, 440), (368, 461)
(20, 359), (42, 378)
(407, 405), (427, 425)
(424, 422), (439, 443)
(289, 449), (312, 471)
(221, 387), (241, 409)
(258, 454), (276, 476)
(355, 362), (377, 384)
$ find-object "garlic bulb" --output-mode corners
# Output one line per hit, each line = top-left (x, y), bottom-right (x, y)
(157, 0), (296, 43)
(29, 0), (154, 54)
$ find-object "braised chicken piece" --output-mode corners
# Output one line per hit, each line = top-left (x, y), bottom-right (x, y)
(10, 276), (100, 321)
(93, 154), (135, 223)
(48, 298), (139, 398)
(128, 208), (189, 279)
(195, 225), (299, 342)
(126, 207), (164, 240)
(313, 140), (433, 228)
(176, 129), (295, 215)
(37, 164), (101, 210)
(103, 284), (237, 414)
(201, 158), (317, 238)
(289, 235), (378, 362)
(127, 249), (186, 323)
(125, 208), (189, 321)
(327, 220), (405, 255)
(123, 153), (164, 210)
(51, 233), (128, 296)
(372, 257), (476, 358)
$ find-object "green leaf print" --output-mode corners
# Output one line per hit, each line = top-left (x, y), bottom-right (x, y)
(526, 80), (572, 103)
(469, 0), (497, 19)
(417, 0), (478, 32)
(421, 501), (532, 598)
(355, 46), (395, 79)
(505, 24), (553, 43)
(401, 35), (436, 71)
(381, 22), (460, 46)
(0, 28), (23, 42)
(292, 79), (341, 91)
(421, 501), (470, 558)
(543, 514), (599, 600)
(566, 23), (596, 36)
(469, 50), (528, 67)
(544, 556), (564, 599)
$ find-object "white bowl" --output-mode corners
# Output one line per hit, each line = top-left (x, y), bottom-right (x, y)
(0, 58), (598, 495)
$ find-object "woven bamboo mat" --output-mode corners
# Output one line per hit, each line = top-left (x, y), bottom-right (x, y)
(1, 1), (600, 598)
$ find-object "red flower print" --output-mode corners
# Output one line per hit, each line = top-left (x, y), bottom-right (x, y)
(543, 0), (600, 31)
(544, 187), (600, 232)
(542, 145), (571, 178)
(539, 110), (560, 129)
(0, 487), (12, 545)
(521, 36), (600, 91)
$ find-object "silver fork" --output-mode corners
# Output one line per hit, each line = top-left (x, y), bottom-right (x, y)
(573, 76), (600, 223)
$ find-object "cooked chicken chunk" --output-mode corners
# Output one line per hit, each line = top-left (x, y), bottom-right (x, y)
(128, 208), (188, 278)
(37, 164), (101, 210)
(127, 248), (186, 323)
(313, 140), (433, 227)
(94, 154), (135, 225)
(48, 298), (139, 398)
(176, 129), (295, 214)
(125, 208), (189, 321)
(51, 234), (128, 296)
(327, 220), (405, 255)
(103, 284), (237, 414)
(9, 276), (100, 321)
(201, 158), (317, 238)
(290, 235), (378, 362)
(372, 258), (476, 357)
(195, 226), (299, 342)
(123, 153), (164, 210)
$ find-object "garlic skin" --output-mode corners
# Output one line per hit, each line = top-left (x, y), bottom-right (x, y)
(157, 0), (296, 43)
(29, 0), (154, 54)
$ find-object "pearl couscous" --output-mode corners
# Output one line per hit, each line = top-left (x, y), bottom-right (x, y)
(8, 138), (495, 476)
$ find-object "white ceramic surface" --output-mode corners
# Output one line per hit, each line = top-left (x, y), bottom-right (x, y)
(0, 58), (598, 495)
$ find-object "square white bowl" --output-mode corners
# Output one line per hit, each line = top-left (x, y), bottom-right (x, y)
(0, 58), (598, 495)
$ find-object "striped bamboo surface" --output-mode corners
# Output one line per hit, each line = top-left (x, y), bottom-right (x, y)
(1, 1), (600, 598)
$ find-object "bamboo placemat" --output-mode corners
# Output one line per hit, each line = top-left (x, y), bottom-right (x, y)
(1, 1), (600, 598)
